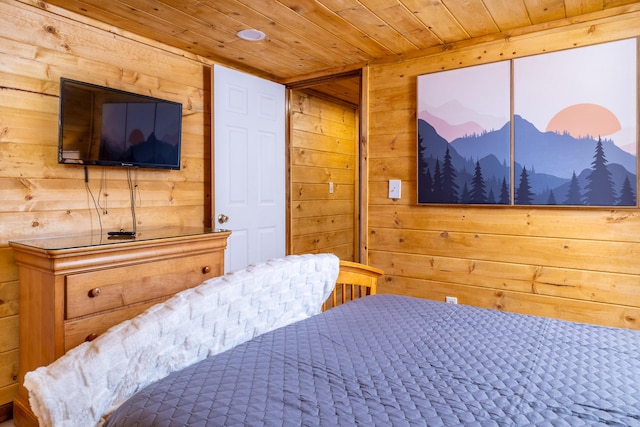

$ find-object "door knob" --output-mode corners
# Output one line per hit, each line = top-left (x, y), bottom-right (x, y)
(217, 214), (229, 224)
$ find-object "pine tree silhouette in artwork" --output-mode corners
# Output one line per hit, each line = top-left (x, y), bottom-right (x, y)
(487, 188), (496, 204)
(470, 161), (487, 203)
(417, 133), (429, 203)
(499, 177), (509, 204)
(515, 167), (534, 205)
(584, 137), (616, 205)
(618, 175), (636, 206)
(563, 171), (582, 205)
(421, 166), (433, 202)
(441, 147), (459, 203)
(432, 159), (444, 203)
(460, 182), (471, 204)
(547, 189), (557, 205)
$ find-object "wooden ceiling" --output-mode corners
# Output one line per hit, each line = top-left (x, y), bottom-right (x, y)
(44, 0), (640, 103)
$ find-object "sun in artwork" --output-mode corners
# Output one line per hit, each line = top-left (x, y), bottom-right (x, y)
(546, 103), (621, 138)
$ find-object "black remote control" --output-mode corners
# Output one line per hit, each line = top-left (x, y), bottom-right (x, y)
(108, 231), (136, 236)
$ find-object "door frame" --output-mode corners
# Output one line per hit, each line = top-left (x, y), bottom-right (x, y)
(285, 68), (369, 263)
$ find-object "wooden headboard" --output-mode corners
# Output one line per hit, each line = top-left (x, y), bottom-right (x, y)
(322, 260), (384, 311)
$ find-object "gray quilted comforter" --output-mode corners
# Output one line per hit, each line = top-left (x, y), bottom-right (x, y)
(106, 295), (640, 426)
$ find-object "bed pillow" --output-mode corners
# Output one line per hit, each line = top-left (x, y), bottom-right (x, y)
(24, 253), (340, 427)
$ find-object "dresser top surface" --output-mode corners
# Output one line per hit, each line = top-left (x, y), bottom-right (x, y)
(9, 227), (230, 251)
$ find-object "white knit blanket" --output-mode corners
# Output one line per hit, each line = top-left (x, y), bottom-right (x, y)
(24, 253), (340, 427)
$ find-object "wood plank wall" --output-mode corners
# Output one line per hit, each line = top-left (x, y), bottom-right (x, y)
(367, 9), (640, 330)
(289, 90), (358, 261)
(0, 1), (212, 409)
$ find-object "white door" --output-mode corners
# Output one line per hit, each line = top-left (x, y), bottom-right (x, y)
(213, 65), (286, 272)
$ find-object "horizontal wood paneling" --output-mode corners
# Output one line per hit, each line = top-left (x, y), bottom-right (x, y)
(292, 183), (354, 201)
(0, 317), (18, 355)
(0, 1), (212, 409)
(379, 274), (640, 329)
(369, 250), (640, 307)
(368, 202), (640, 243)
(0, 281), (18, 319)
(289, 90), (357, 261)
(367, 10), (640, 330)
(290, 165), (355, 184)
(369, 227), (640, 275)
(0, 304), (17, 405)
(0, 349), (18, 403)
(291, 214), (354, 233)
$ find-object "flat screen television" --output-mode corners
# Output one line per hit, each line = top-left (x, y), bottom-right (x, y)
(58, 78), (183, 170)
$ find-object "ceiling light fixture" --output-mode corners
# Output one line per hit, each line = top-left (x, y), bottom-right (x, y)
(237, 29), (265, 41)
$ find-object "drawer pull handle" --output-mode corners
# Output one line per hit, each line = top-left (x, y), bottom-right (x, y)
(85, 333), (98, 342)
(88, 288), (101, 298)
(202, 266), (211, 274)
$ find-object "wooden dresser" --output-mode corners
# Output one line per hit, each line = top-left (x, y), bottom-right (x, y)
(9, 227), (231, 427)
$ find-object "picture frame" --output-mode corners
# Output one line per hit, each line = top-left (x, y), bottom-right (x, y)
(417, 61), (511, 205)
(513, 38), (637, 206)
(417, 38), (637, 207)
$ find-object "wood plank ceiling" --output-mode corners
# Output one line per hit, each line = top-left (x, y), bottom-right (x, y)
(41, 0), (640, 102)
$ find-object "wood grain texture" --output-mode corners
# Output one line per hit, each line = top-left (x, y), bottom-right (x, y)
(33, 0), (640, 81)
(366, 9), (640, 330)
(3, 0), (640, 415)
(289, 90), (358, 260)
(0, 1), (213, 411)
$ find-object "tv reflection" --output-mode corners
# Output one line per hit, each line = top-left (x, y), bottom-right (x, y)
(123, 129), (178, 165)
(99, 102), (180, 167)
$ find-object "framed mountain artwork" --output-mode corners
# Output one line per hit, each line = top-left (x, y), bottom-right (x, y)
(417, 61), (511, 205)
(417, 37), (637, 207)
(513, 38), (637, 206)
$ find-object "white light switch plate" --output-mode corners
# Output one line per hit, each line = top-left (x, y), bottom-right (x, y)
(388, 179), (401, 199)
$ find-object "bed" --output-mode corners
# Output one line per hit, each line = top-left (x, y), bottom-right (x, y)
(24, 254), (640, 426)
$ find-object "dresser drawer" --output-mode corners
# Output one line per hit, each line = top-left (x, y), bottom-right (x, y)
(64, 299), (165, 351)
(65, 253), (222, 319)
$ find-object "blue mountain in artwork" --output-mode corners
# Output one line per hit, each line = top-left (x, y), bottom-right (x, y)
(417, 118), (456, 161)
(531, 163), (635, 205)
(513, 115), (635, 177)
(418, 119), (509, 204)
(418, 115), (637, 205)
(450, 121), (510, 166)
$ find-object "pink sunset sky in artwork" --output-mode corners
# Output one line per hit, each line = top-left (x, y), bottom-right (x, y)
(417, 60), (510, 142)
(418, 38), (637, 155)
(516, 38), (636, 155)
(546, 103), (621, 138)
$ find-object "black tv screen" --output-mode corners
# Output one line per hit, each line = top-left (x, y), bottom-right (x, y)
(58, 78), (182, 170)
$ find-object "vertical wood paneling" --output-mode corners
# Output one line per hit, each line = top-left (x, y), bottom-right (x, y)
(0, 1), (211, 408)
(367, 10), (640, 330)
(289, 90), (358, 260)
